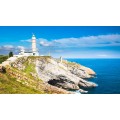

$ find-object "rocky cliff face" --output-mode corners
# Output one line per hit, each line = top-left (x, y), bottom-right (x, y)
(10, 56), (97, 93)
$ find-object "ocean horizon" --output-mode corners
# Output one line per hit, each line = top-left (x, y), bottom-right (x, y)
(66, 58), (120, 94)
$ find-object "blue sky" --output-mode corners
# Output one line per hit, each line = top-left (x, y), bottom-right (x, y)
(0, 26), (120, 58)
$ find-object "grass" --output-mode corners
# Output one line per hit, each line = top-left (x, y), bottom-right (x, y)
(28, 56), (51, 58)
(24, 62), (35, 74)
(0, 56), (68, 94)
(0, 71), (66, 94)
(0, 74), (42, 94)
(0, 55), (8, 64)
(23, 61), (38, 80)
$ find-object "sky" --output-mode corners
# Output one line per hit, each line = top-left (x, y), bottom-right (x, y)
(0, 26), (120, 58)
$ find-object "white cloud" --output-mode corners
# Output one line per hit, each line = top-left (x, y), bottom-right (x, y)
(0, 45), (14, 50)
(19, 34), (120, 48)
(39, 38), (53, 47)
(16, 34), (120, 58)
(0, 45), (25, 52)
(21, 39), (31, 42)
(97, 54), (108, 57)
(37, 34), (120, 48)
(17, 46), (25, 50)
(53, 34), (120, 47)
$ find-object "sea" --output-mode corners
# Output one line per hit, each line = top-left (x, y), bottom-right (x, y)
(67, 59), (120, 94)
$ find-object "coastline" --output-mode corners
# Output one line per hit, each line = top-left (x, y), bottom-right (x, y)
(0, 56), (97, 94)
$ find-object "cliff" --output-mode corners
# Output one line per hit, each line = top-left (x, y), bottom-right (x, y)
(0, 56), (97, 93)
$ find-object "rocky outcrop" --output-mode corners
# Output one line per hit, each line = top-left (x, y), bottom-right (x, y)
(48, 75), (80, 90)
(0, 66), (70, 94)
(35, 56), (97, 93)
(8, 56), (97, 93)
(0, 65), (6, 73)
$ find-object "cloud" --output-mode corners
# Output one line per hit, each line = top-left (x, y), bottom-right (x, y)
(0, 45), (25, 53)
(36, 34), (120, 48)
(21, 38), (53, 47)
(39, 38), (52, 47)
(115, 41), (120, 43)
(0, 45), (14, 50)
(16, 34), (120, 58)
(19, 34), (120, 48)
(21, 39), (31, 42)
(52, 34), (120, 47)
(98, 42), (111, 44)
(17, 46), (25, 50)
(0, 45), (16, 54)
(97, 54), (108, 57)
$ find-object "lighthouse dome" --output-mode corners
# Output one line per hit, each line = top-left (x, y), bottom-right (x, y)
(32, 34), (36, 39)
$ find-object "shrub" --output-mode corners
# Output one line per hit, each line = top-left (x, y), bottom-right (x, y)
(9, 52), (13, 57)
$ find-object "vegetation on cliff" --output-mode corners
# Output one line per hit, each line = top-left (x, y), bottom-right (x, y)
(0, 70), (43, 94)
(0, 55), (8, 64)
(0, 56), (96, 94)
(9, 52), (13, 57)
(0, 57), (70, 94)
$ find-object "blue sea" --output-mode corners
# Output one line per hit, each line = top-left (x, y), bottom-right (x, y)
(67, 59), (120, 94)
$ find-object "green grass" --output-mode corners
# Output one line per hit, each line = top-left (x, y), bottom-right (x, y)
(0, 56), (67, 94)
(0, 74), (42, 94)
(24, 63), (35, 73)
(23, 61), (37, 79)
(0, 55), (8, 64)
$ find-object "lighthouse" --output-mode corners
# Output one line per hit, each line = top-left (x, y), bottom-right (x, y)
(32, 34), (37, 53)
(17, 34), (39, 57)
(32, 34), (39, 56)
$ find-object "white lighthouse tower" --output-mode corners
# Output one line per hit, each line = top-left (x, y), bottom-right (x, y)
(17, 34), (39, 57)
(32, 34), (39, 56)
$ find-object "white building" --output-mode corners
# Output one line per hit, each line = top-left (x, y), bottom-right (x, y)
(15, 34), (39, 57)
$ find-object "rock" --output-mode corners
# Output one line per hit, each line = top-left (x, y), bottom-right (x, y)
(48, 75), (79, 90)
(78, 79), (97, 88)
(0, 65), (6, 73)
(35, 57), (97, 92)
(78, 89), (88, 93)
(80, 66), (96, 75)
(10, 56), (97, 93)
(69, 68), (91, 78)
